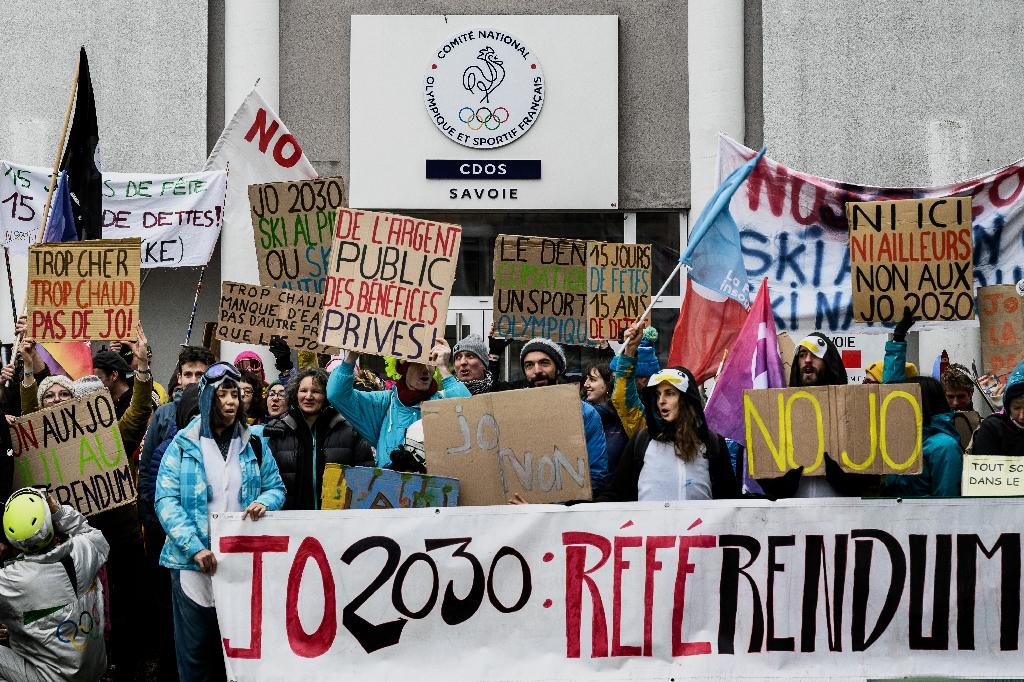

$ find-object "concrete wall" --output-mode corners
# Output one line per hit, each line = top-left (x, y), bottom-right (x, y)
(280, 1), (690, 210)
(762, 0), (1024, 186)
(0, 0), (209, 384)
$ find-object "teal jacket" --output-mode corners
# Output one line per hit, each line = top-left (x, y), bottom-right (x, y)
(882, 412), (962, 497)
(155, 417), (286, 570)
(881, 339), (961, 497)
(327, 362), (471, 466)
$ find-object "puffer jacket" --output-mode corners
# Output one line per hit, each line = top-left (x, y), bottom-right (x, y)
(264, 405), (373, 509)
(155, 417), (285, 570)
(0, 505), (109, 682)
(973, 360), (1024, 457)
(327, 361), (471, 467)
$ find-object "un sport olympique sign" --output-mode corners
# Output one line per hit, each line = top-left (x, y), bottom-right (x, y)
(213, 500), (1024, 680)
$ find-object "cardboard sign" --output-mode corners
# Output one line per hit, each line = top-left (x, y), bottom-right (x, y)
(586, 241), (652, 340)
(744, 383), (923, 478)
(493, 235), (653, 344)
(216, 281), (336, 354)
(978, 284), (1024, 379)
(320, 464), (458, 509)
(249, 177), (347, 293)
(26, 238), (141, 341)
(320, 209), (462, 362)
(846, 197), (974, 322)
(10, 390), (135, 516)
(421, 384), (591, 505)
(962, 455), (1024, 496)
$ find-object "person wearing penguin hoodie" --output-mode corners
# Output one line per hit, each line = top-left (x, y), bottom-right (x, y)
(327, 340), (471, 467)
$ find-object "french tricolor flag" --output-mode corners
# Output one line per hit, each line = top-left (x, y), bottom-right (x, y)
(668, 147), (766, 382)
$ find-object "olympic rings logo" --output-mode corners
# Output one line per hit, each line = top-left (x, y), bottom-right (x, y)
(459, 106), (509, 131)
(55, 609), (101, 651)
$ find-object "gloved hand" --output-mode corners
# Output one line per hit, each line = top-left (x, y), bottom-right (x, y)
(892, 306), (915, 342)
(269, 336), (294, 372)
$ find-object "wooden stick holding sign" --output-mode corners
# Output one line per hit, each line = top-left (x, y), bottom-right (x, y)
(25, 238), (141, 342)
(744, 383), (923, 478)
(320, 209), (462, 362)
(422, 384), (591, 505)
(10, 389), (135, 516)
(846, 197), (974, 322)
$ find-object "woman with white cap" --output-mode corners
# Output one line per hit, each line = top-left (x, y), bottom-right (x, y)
(599, 366), (738, 502)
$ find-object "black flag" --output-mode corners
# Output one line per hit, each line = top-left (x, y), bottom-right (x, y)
(59, 47), (102, 240)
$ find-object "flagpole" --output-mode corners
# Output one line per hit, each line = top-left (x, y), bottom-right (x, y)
(3, 247), (17, 325)
(636, 261), (683, 325)
(183, 266), (206, 346)
(37, 53), (81, 244)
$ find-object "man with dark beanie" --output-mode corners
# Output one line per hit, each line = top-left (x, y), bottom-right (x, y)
(519, 337), (609, 492)
(92, 349), (136, 418)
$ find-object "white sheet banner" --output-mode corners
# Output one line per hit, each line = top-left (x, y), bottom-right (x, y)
(719, 135), (1024, 333)
(0, 161), (226, 267)
(212, 499), (1024, 680)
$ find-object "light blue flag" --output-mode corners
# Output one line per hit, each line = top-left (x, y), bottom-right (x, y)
(42, 171), (79, 243)
(680, 147), (766, 307)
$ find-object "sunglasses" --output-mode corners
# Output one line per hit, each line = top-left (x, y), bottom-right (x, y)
(204, 362), (242, 383)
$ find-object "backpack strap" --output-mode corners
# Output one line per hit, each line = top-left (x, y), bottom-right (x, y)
(60, 555), (78, 596)
(249, 435), (263, 466)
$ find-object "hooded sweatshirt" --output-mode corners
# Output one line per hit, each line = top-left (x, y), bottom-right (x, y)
(600, 366), (738, 502)
(0, 504), (109, 682)
(788, 332), (849, 387)
(973, 361), (1024, 456)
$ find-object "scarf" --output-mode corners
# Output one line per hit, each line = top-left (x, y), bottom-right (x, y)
(397, 377), (439, 406)
(462, 370), (494, 396)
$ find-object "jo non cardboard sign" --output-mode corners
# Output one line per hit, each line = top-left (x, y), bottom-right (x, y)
(26, 238), (141, 341)
(10, 389), (135, 516)
(744, 383), (923, 478)
(249, 177), (347, 293)
(422, 384), (591, 505)
(978, 284), (1024, 379)
(320, 464), (458, 509)
(320, 209), (462, 362)
(962, 455), (1024, 496)
(216, 281), (337, 354)
(847, 197), (974, 322)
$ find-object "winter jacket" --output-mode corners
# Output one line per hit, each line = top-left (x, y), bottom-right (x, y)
(327, 361), (471, 467)
(611, 353), (646, 438)
(264, 405), (374, 509)
(139, 385), (200, 527)
(599, 366), (739, 502)
(882, 412), (962, 497)
(579, 400), (610, 492)
(591, 401), (628, 475)
(155, 417), (285, 570)
(973, 360), (1024, 457)
(0, 505), (109, 682)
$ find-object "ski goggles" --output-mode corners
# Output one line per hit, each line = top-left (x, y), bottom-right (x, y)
(647, 368), (690, 393)
(797, 335), (828, 359)
(201, 362), (242, 391)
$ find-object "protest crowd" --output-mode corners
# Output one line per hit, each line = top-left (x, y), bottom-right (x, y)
(1, 44), (1024, 682)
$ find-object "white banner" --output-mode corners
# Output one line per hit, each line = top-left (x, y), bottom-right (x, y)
(212, 499), (1024, 680)
(0, 161), (226, 267)
(719, 134), (1024, 333)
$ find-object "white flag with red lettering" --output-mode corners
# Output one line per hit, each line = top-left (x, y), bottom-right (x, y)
(205, 88), (318, 282)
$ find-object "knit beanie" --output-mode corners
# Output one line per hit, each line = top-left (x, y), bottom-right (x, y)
(453, 334), (489, 365)
(71, 375), (104, 398)
(519, 338), (566, 376)
(37, 375), (75, 406)
(634, 327), (661, 378)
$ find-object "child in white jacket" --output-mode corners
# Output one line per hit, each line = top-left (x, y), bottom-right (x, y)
(0, 488), (110, 682)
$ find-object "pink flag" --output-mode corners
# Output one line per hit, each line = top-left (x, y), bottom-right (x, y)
(704, 278), (786, 444)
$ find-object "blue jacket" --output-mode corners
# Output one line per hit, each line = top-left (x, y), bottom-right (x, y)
(882, 412), (962, 497)
(155, 417), (286, 570)
(139, 399), (179, 527)
(580, 400), (610, 492)
(327, 362), (471, 466)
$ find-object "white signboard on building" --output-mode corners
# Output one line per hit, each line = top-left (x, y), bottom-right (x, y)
(350, 15), (618, 210)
